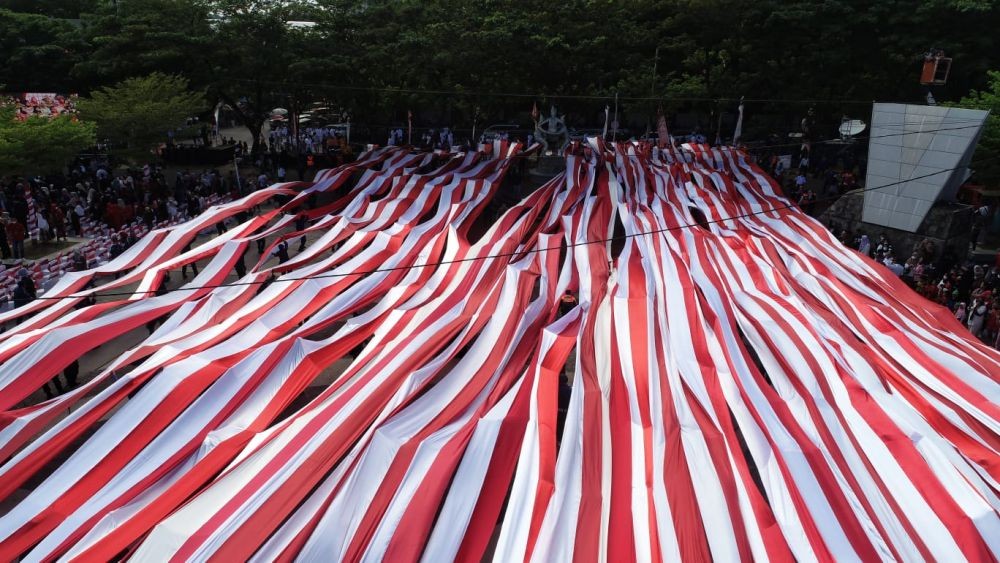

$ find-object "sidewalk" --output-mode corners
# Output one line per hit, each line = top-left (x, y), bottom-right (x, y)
(1, 237), (89, 267)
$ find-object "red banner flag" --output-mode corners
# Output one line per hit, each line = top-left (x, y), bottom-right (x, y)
(656, 107), (669, 149)
(407, 109), (413, 145)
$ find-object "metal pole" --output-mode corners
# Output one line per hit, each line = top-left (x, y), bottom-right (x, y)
(646, 47), (659, 136)
(715, 100), (723, 145)
(233, 153), (242, 195)
(613, 92), (619, 141)
(651, 47), (659, 96)
(294, 96), (301, 154)
(471, 111), (477, 145)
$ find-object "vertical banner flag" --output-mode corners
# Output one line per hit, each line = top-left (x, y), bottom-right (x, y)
(656, 106), (669, 149)
(407, 109), (413, 145)
(602, 105), (610, 138)
(213, 101), (222, 138)
(472, 105), (480, 143)
(733, 96), (745, 146)
(715, 104), (723, 146)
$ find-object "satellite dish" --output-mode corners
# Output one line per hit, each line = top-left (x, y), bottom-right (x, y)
(839, 119), (867, 137)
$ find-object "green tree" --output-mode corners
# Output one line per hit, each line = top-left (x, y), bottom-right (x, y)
(76, 72), (205, 158)
(0, 106), (96, 176)
(62, 0), (1000, 144)
(0, 9), (90, 93)
(954, 70), (1000, 185)
(204, 0), (324, 153)
(0, 0), (98, 19)
(71, 0), (214, 91)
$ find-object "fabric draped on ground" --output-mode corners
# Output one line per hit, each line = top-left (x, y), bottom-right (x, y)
(0, 141), (997, 562)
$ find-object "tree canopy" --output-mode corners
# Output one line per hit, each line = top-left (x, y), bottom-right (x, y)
(953, 70), (1000, 184)
(1, 0), (999, 175)
(76, 72), (205, 158)
(0, 106), (95, 176)
(0, 8), (88, 93)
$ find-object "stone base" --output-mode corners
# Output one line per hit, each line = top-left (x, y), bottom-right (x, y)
(528, 156), (566, 180)
(819, 190), (974, 261)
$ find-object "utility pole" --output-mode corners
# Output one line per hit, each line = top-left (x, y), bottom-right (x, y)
(612, 92), (619, 141)
(471, 106), (480, 145)
(647, 47), (660, 136)
(650, 47), (659, 97)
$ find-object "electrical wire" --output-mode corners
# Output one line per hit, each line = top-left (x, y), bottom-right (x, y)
(230, 77), (918, 106)
(688, 123), (985, 153)
(33, 153), (999, 301)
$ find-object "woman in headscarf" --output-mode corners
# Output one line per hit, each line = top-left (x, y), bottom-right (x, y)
(857, 234), (870, 256)
(954, 302), (967, 323)
(968, 298), (989, 338)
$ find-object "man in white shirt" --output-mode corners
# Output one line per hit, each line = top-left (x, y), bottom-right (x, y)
(887, 257), (905, 276)
(795, 173), (807, 190)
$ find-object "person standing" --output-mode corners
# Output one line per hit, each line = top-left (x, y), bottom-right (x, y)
(63, 359), (79, 389)
(272, 240), (290, 264)
(857, 234), (871, 256)
(12, 269), (36, 308)
(968, 299), (988, 338)
(181, 241), (199, 279)
(145, 276), (170, 334)
(0, 216), (10, 260)
(296, 213), (308, 252)
(71, 250), (87, 272)
(234, 246), (248, 278)
(6, 218), (26, 260)
(50, 204), (67, 241)
(109, 235), (125, 260)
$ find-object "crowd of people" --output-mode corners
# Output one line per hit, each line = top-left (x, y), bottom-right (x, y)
(833, 229), (1000, 349)
(6, 93), (78, 120)
(1, 158), (240, 250)
(0, 155), (264, 307)
(760, 146), (863, 217)
(761, 141), (1000, 350)
(268, 124), (351, 156)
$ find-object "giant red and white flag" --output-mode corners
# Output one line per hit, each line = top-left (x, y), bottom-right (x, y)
(0, 143), (996, 562)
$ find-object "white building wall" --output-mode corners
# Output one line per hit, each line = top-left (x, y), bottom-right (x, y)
(862, 103), (988, 233)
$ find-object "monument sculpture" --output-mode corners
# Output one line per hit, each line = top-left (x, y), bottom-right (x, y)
(535, 106), (569, 155)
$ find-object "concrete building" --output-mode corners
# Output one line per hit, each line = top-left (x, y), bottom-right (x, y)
(863, 103), (989, 232)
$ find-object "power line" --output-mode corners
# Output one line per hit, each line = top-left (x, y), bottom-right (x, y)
(737, 123), (986, 153)
(229, 77), (884, 105)
(34, 153), (998, 301)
